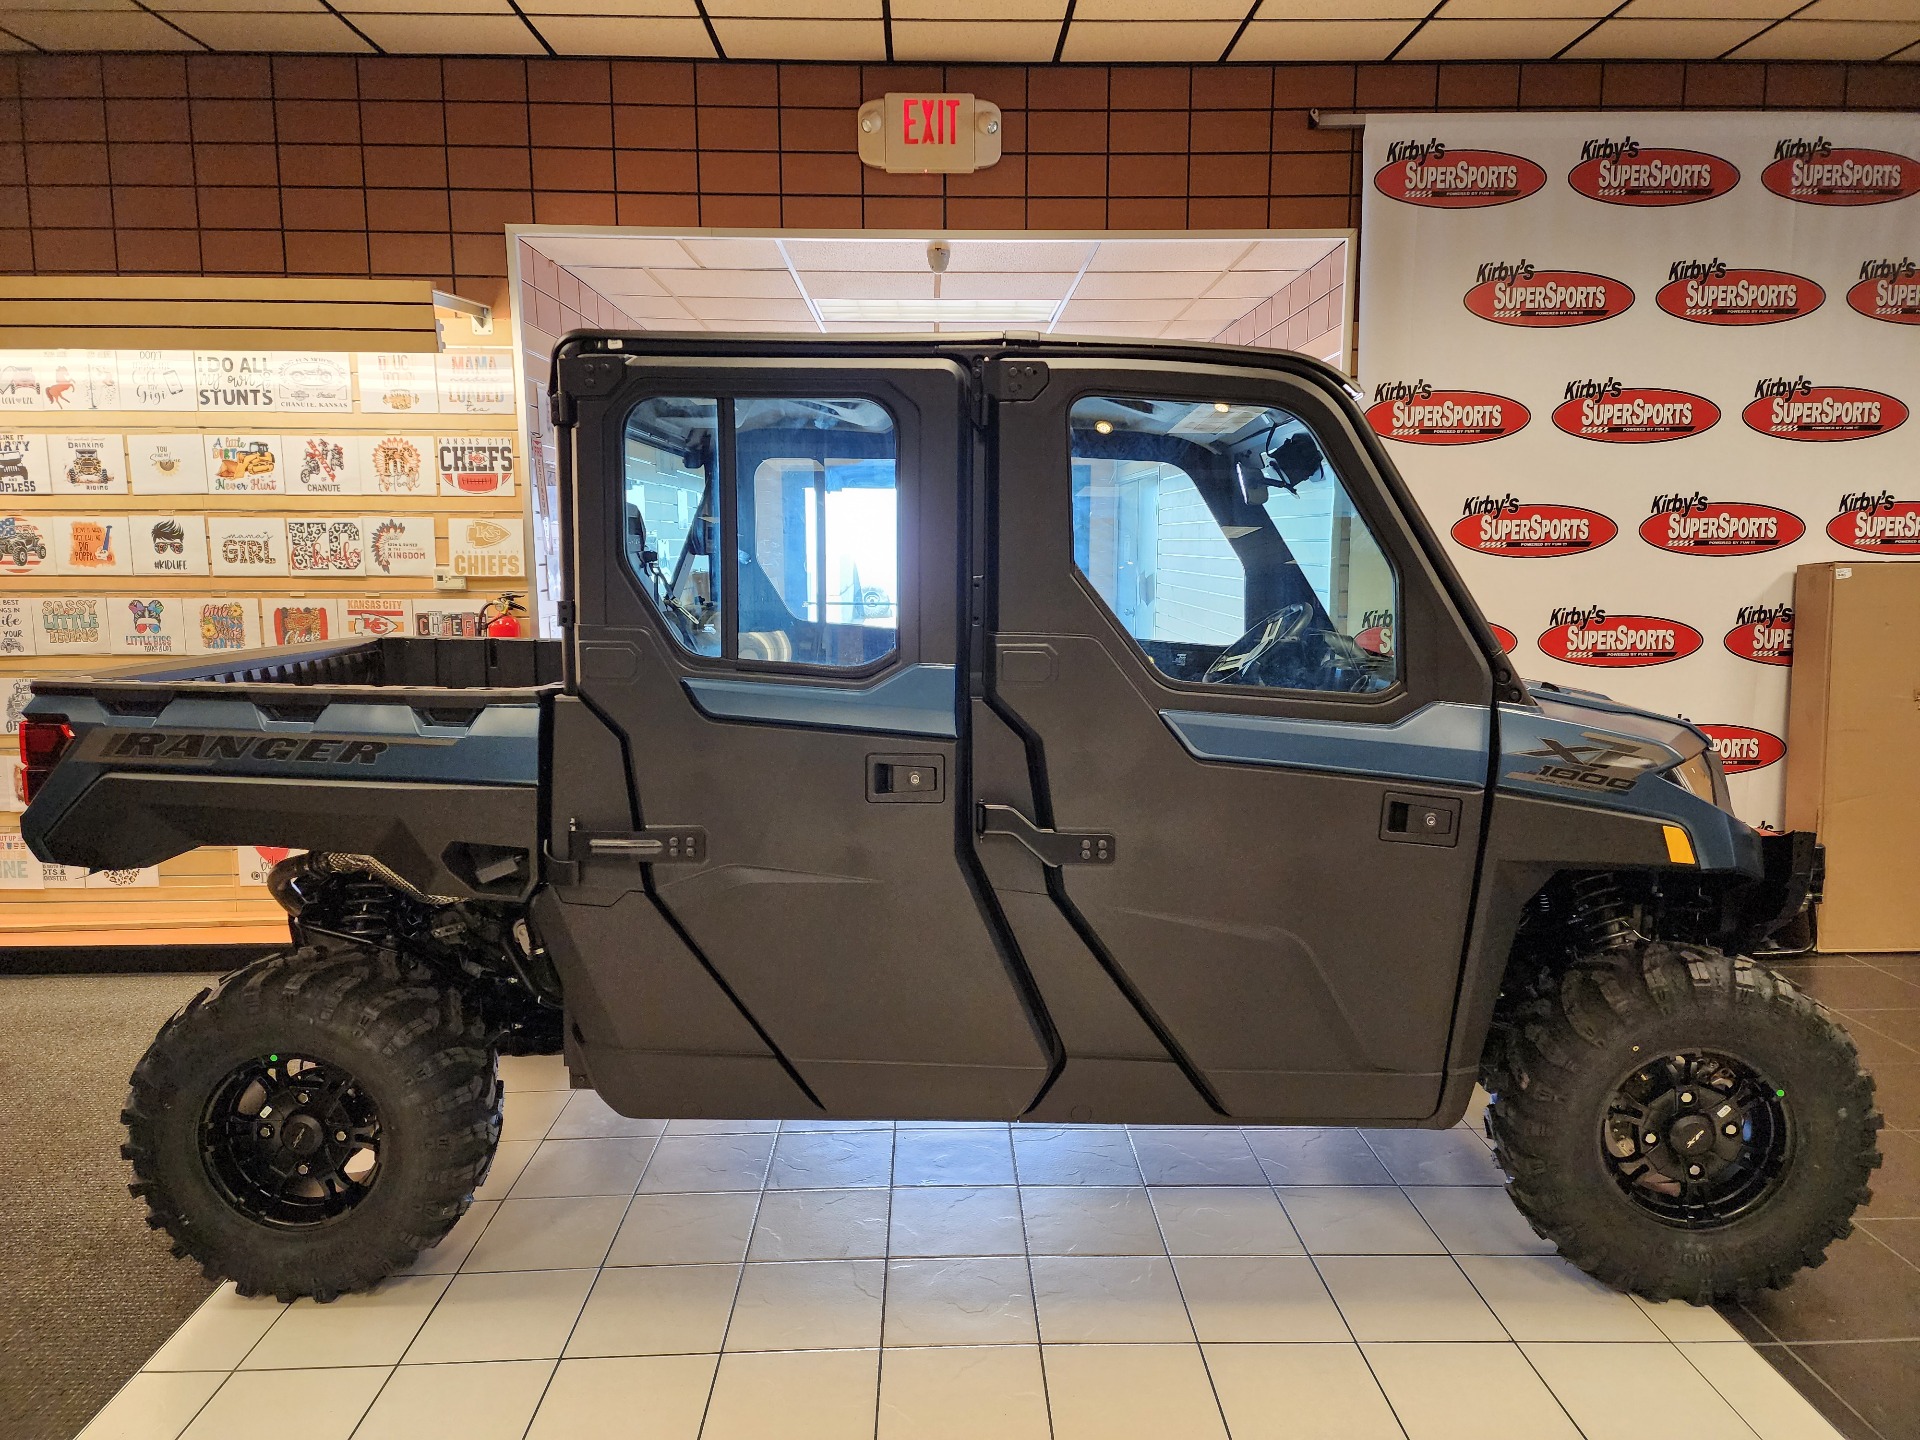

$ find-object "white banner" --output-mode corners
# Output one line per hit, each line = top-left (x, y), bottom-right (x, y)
(1360, 111), (1920, 826)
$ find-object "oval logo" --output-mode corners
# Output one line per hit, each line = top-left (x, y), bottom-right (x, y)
(1375, 147), (1546, 209)
(1464, 270), (1633, 328)
(1552, 388), (1719, 444)
(1637, 502), (1805, 557)
(1537, 613), (1703, 668)
(1762, 148), (1920, 206)
(1569, 148), (1739, 207)
(1451, 503), (1617, 558)
(1846, 272), (1920, 325)
(1743, 385), (1907, 442)
(1699, 724), (1786, 775)
(1655, 269), (1823, 326)
(1827, 499), (1920, 554)
(1489, 624), (1517, 654)
(1723, 612), (1794, 667)
(1365, 390), (1529, 445)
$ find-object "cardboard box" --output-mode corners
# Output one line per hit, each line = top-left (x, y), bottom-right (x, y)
(1785, 561), (1920, 952)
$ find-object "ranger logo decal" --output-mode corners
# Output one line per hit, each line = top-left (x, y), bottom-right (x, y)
(102, 731), (392, 764)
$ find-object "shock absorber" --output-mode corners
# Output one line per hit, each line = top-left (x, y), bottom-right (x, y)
(1568, 872), (1639, 953)
(333, 875), (401, 942)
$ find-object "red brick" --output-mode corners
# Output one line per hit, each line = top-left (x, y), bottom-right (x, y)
(1027, 109), (1107, 153)
(362, 100), (446, 145)
(362, 146), (446, 188)
(531, 148), (611, 192)
(946, 156), (1026, 197)
(612, 61), (696, 106)
(194, 145), (278, 187)
(1597, 62), (1683, 107)
(0, 186), (22, 227)
(1190, 195), (1266, 226)
(189, 99), (273, 144)
(113, 185), (199, 229)
(203, 229), (285, 272)
(21, 56), (103, 100)
(1043, 67), (1110, 109)
(445, 58), (527, 103)
(616, 104), (696, 150)
(25, 99), (105, 144)
(107, 99), (188, 144)
(533, 191), (617, 225)
(1191, 151), (1267, 196)
(447, 101), (527, 147)
(1357, 64), (1435, 109)
(948, 66), (1027, 110)
(1110, 152), (1188, 197)
(1439, 64), (1521, 109)
(26, 143), (109, 186)
(114, 229), (201, 272)
(368, 186), (448, 230)
(1191, 110), (1270, 154)
(699, 150), (779, 194)
(286, 230), (371, 275)
(1269, 194), (1350, 228)
(278, 144), (362, 187)
(0, 149), (20, 188)
(1272, 150), (1351, 196)
(781, 194), (863, 227)
(450, 147), (531, 190)
(1271, 109), (1356, 153)
(529, 59), (611, 105)
(615, 149), (697, 193)
(946, 195), (1027, 228)
(1195, 65), (1272, 109)
(29, 185), (111, 228)
(778, 107), (844, 152)
(197, 186), (281, 228)
(1846, 63), (1920, 107)
(1520, 63), (1604, 108)
(1110, 110), (1188, 154)
(616, 192), (700, 226)
(32, 227), (116, 270)
(1764, 63), (1845, 108)
(779, 64), (860, 108)
(1029, 152), (1108, 198)
(358, 57), (443, 103)
(0, 230), (32, 271)
(695, 105), (778, 151)
(1120, 67), (1191, 110)
(101, 56), (188, 99)
(1109, 195), (1187, 228)
(272, 55), (358, 100)
(863, 195), (944, 228)
(861, 63), (942, 94)
(782, 151), (861, 195)
(1272, 65), (1356, 109)
(189, 54), (269, 99)
(452, 230), (509, 277)
(275, 99), (361, 144)
(1029, 196), (1107, 229)
(698, 62), (779, 107)
(531, 102), (612, 149)
(280, 186), (363, 230)
(861, 167), (941, 196)
(0, 100), (16, 146)
(369, 230), (452, 275)
(451, 190), (534, 231)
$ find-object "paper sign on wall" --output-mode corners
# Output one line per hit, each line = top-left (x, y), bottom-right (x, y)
(51, 435), (127, 495)
(35, 595), (108, 654)
(0, 595), (34, 654)
(86, 866), (160, 889)
(437, 435), (516, 497)
(54, 515), (133, 575)
(414, 603), (485, 637)
(448, 517), (524, 580)
(130, 515), (211, 577)
(187, 596), (262, 654)
(0, 351), (124, 411)
(344, 597), (413, 637)
(288, 517), (365, 576)
(0, 515), (54, 576)
(0, 833), (39, 889)
(0, 434), (52, 495)
(361, 435), (429, 494)
(287, 436), (361, 495)
(117, 351), (197, 412)
(4, 676), (31, 733)
(195, 353), (280, 411)
(208, 517), (288, 577)
(356, 353), (440, 415)
(362, 515), (436, 578)
(208, 435), (283, 494)
(238, 846), (299, 886)
(271, 354), (353, 413)
(127, 434), (209, 494)
(268, 599), (342, 645)
(437, 348), (515, 415)
(107, 594), (188, 655)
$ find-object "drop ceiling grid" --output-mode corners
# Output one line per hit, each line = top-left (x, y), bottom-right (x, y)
(0, 0), (1915, 59)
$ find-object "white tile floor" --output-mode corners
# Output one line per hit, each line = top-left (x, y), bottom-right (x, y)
(83, 1053), (1848, 1440)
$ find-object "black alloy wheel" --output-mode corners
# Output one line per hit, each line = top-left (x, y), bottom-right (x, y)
(201, 1053), (384, 1227)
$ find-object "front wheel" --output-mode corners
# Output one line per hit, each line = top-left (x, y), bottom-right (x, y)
(1486, 942), (1881, 1304)
(122, 947), (502, 1301)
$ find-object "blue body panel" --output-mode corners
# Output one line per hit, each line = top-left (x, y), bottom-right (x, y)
(682, 663), (958, 739)
(1158, 702), (1489, 788)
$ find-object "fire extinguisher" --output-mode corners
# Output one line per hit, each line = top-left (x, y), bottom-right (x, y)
(479, 591), (526, 639)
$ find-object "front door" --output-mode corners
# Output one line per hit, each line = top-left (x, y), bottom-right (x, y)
(564, 353), (1051, 1117)
(982, 359), (1495, 1121)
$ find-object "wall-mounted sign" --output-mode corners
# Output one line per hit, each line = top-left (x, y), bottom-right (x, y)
(858, 93), (1002, 175)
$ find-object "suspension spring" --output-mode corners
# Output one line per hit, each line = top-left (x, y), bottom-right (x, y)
(1568, 872), (1638, 953)
(333, 877), (401, 942)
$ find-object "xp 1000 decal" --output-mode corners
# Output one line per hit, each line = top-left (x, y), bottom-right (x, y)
(1848, 260), (1920, 324)
(1637, 497), (1804, 557)
(1462, 262), (1633, 327)
(1742, 380), (1907, 442)
(1724, 605), (1793, 666)
(1761, 138), (1920, 206)
(1365, 382), (1528, 445)
(1507, 732), (1669, 796)
(1654, 261), (1823, 325)
(1450, 496), (1616, 557)
(1537, 607), (1703, 668)
(1373, 140), (1546, 208)
(1827, 493), (1920, 554)
(1552, 380), (1718, 443)
(1567, 139), (1739, 207)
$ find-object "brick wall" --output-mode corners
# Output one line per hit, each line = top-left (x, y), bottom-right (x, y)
(2, 52), (1915, 307)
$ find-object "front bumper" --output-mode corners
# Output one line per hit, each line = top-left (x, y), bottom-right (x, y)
(1731, 830), (1822, 946)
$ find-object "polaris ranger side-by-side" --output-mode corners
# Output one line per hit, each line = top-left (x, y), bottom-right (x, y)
(19, 334), (1875, 1304)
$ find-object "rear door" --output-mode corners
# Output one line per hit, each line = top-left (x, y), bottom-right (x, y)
(980, 357), (1495, 1121)
(557, 348), (1051, 1117)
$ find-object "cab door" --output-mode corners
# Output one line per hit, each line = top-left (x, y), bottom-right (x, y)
(556, 348), (1051, 1118)
(979, 358), (1495, 1121)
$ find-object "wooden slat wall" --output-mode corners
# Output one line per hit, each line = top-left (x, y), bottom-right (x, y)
(0, 277), (441, 353)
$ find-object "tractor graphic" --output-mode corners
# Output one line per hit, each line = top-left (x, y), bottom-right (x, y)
(0, 516), (47, 569)
(66, 446), (111, 487)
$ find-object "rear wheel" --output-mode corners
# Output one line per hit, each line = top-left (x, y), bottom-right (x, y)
(122, 947), (502, 1301)
(1485, 941), (1881, 1304)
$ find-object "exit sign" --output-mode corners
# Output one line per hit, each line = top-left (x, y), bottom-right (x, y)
(857, 93), (1003, 175)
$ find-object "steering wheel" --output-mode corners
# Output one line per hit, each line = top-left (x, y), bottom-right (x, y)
(1204, 603), (1315, 686)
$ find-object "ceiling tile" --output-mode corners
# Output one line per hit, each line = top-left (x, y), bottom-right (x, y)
(1730, 17), (1920, 52)
(890, 19), (1061, 59)
(783, 240), (941, 272)
(1176, 295), (1267, 322)
(570, 267), (670, 297)
(1075, 270), (1228, 299)
(537, 238), (697, 268)
(711, 17), (886, 58)
(1088, 239), (1260, 271)
(1265, 0), (1446, 13)
(654, 268), (801, 298)
(1060, 18), (1241, 60)
(795, 271), (940, 299)
(937, 270), (1078, 298)
(1397, 16), (1595, 55)
(1618, 0), (1799, 15)
(1074, 0), (1245, 13)
(1798, 0), (1920, 16)
(1204, 269), (1308, 298)
(1236, 240), (1344, 268)
(350, 11), (542, 48)
(334, 0), (509, 10)
(156, 0), (326, 11)
(1437, 0), (1612, 14)
(0, 9), (201, 43)
(1233, 18), (1419, 58)
(515, 0), (695, 11)
(945, 240), (1096, 271)
(705, 0), (876, 12)
(172, 10), (372, 45)
(1059, 297), (1189, 321)
(891, 0), (1064, 15)
(1056, 321), (1172, 336)
(678, 237), (791, 269)
(678, 296), (816, 321)
(2, 0), (137, 9)
(1891, 34), (1920, 51)
(532, 14), (713, 52)
(1564, 15), (1772, 52)
(701, 319), (820, 333)
(601, 294), (695, 319)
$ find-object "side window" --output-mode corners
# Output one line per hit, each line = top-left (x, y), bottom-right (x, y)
(625, 398), (722, 656)
(622, 395), (900, 671)
(1070, 396), (1398, 695)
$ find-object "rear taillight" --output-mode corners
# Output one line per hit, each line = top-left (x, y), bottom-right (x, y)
(17, 717), (73, 805)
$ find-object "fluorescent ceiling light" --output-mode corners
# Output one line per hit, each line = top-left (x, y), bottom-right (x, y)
(813, 298), (1059, 324)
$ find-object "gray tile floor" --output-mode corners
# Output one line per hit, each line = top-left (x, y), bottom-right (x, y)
(82, 1054), (1846, 1440)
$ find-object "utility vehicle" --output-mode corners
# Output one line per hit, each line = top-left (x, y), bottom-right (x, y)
(19, 334), (1875, 1304)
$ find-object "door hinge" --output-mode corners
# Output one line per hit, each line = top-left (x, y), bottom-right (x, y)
(983, 357), (1050, 402)
(977, 802), (1114, 866)
(556, 599), (577, 627)
(549, 389), (575, 427)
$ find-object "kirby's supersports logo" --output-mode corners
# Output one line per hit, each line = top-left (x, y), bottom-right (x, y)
(1463, 262), (1633, 327)
(1742, 378), (1908, 442)
(1375, 140), (1546, 208)
(1655, 260), (1823, 325)
(1364, 380), (1529, 445)
(1847, 258), (1920, 324)
(1699, 724), (1786, 775)
(1763, 138), (1920, 206)
(1552, 378), (1718, 443)
(1827, 492), (1920, 554)
(1637, 495), (1805, 557)
(1489, 624), (1517, 654)
(1450, 495), (1616, 557)
(1538, 606), (1703, 668)
(1724, 604), (1793, 666)
(1569, 138), (1739, 206)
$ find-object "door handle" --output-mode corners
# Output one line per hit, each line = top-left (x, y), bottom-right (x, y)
(977, 803), (1115, 866)
(1379, 792), (1462, 847)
